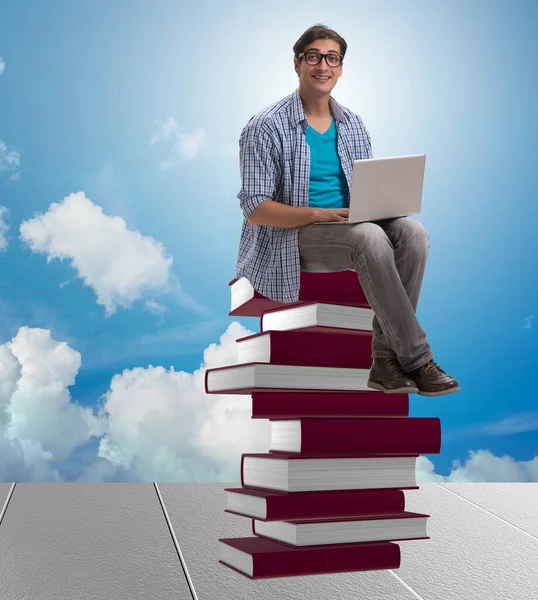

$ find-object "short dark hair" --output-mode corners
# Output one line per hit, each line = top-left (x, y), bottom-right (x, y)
(293, 24), (347, 59)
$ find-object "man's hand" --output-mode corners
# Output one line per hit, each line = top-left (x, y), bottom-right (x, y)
(311, 208), (349, 223)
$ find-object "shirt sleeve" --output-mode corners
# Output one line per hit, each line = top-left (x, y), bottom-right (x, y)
(237, 119), (281, 219)
(357, 115), (373, 159)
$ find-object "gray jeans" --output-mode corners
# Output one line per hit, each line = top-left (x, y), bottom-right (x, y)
(298, 217), (433, 372)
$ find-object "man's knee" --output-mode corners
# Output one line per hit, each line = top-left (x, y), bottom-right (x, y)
(393, 217), (430, 249)
(347, 222), (392, 256)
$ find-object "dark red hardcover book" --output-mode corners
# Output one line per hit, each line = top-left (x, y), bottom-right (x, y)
(236, 329), (373, 369)
(260, 300), (374, 335)
(219, 537), (400, 578)
(269, 417), (441, 455)
(240, 453), (420, 493)
(204, 362), (372, 395)
(251, 512), (430, 548)
(223, 487), (406, 521)
(229, 271), (369, 317)
(251, 391), (409, 419)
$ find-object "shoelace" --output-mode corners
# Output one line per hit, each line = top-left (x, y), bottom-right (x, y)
(386, 357), (402, 376)
(423, 360), (446, 375)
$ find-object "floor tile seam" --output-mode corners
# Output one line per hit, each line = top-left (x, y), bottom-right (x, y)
(434, 483), (538, 542)
(0, 482), (16, 526)
(389, 569), (428, 600)
(154, 483), (199, 600)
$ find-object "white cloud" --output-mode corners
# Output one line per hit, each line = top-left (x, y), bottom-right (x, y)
(159, 127), (207, 169)
(0, 57), (4, 75)
(95, 321), (269, 482)
(0, 206), (9, 251)
(150, 118), (237, 169)
(0, 139), (21, 180)
(416, 450), (538, 483)
(1, 323), (537, 484)
(19, 191), (174, 315)
(0, 327), (104, 481)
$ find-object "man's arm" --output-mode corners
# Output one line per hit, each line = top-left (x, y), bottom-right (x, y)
(248, 200), (348, 228)
(238, 120), (348, 228)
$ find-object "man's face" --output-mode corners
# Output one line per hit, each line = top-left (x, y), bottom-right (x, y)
(294, 38), (343, 96)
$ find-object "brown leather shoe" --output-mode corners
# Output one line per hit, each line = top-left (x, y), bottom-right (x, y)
(405, 360), (461, 396)
(367, 357), (419, 394)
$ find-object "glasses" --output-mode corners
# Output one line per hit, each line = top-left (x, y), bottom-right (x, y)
(298, 51), (343, 67)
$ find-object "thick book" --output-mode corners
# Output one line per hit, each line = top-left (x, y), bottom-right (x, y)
(269, 418), (441, 455)
(224, 487), (406, 521)
(251, 391), (409, 419)
(219, 537), (401, 579)
(261, 301), (374, 334)
(204, 362), (371, 394)
(252, 511), (429, 547)
(241, 453), (419, 492)
(229, 271), (369, 317)
(236, 329), (373, 369)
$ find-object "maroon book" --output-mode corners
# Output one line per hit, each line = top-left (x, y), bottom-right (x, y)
(240, 453), (419, 493)
(251, 391), (409, 419)
(224, 487), (406, 521)
(269, 417), (441, 455)
(229, 271), (369, 317)
(260, 300), (374, 335)
(219, 537), (400, 578)
(236, 329), (373, 369)
(204, 362), (372, 395)
(251, 511), (430, 547)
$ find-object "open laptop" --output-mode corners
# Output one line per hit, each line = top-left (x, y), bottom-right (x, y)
(315, 154), (426, 224)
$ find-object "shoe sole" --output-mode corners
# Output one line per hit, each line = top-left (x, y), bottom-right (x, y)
(367, 381), (419, 395)
(417, 385), (461, 397)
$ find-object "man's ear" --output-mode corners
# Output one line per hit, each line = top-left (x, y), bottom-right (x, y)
(293, 57), (300, 76)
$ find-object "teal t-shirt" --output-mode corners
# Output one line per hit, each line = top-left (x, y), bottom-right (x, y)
(305, 118), (348, 209)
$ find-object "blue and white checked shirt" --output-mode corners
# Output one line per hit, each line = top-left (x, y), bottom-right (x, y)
(236, 88), (372, 303)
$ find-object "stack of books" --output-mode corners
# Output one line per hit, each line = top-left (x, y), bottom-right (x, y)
(205, 271), (440, 579)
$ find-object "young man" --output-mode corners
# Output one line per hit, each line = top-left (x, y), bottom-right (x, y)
(236, 24), (460, 397)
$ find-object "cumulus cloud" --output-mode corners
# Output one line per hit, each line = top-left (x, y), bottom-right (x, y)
(1, 322), (537, 484)
(96, 320), (268, 482)
(19, 192), (174, 315)
(0, 321), (270, 483)
(0, 327), (104, 481)
(416, 450), (538, 483)
(0, 206), (9, 251)
(0, 57), (5, 75)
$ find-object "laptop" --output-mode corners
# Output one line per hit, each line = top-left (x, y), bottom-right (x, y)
(315, 154), (426, 224)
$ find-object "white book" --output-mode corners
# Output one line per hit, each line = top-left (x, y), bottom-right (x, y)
(242, 455), (418, 492)
(261, 302), (374, 333)
(205, 363), (371, 394)
(230, 277), (256, 312)
(253, 512), (429, 546)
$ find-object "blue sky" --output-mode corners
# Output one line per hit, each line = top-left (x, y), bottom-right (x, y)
(0, 0), (537, 483)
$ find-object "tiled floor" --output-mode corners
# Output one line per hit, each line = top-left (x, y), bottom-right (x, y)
(1, 482), (537, 599)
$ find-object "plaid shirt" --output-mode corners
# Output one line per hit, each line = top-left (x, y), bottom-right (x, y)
(236, 88), (372, 303)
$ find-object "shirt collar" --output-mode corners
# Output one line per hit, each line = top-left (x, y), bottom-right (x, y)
(289, 87), (347, 127)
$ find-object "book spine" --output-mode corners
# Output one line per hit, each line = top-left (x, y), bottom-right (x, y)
(265, 489), (406, 521)
(270, 418), (441, 455)
(251, 391), (409, 419)
(253, 541), (401, 578)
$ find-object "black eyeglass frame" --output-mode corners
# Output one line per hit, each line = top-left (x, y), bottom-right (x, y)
(297, 51), (344, 67)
